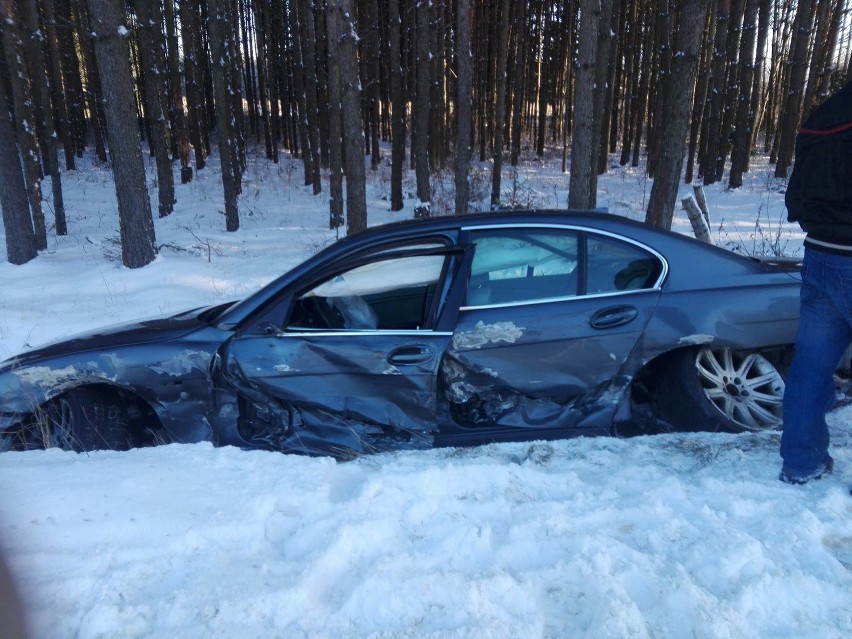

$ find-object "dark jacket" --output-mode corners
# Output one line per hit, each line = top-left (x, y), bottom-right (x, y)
(786, 81), (852, 249)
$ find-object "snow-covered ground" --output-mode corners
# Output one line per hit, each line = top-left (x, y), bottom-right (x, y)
(1, 150), (850, 638)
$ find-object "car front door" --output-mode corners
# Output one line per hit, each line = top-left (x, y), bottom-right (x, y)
(438, 225), (666, 444)
(216, 246), (466, 456)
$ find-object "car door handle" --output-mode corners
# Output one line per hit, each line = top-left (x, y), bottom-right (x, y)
(590, 305), (639, 329)
(388, 345), (435, 365)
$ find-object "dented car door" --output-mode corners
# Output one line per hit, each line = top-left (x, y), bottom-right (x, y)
(439, 225), (666, 442)
(217, 248), (465, 456)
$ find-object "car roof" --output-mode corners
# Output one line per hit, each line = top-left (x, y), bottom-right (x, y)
(347, 209), (647, 238)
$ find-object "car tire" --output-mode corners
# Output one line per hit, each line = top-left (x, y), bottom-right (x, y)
(656, 346), (786, 433)
(43, 388), (133, 452)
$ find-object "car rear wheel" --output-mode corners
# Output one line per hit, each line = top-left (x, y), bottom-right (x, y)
(657, 346), (786, 433)
(41, 388), (134, 452)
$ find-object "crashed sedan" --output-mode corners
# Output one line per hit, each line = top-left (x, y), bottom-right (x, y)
(0, 211), (801, 457)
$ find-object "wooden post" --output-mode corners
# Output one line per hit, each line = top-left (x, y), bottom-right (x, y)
(681, 194), (713, 243)
(693, 184), (711, 227)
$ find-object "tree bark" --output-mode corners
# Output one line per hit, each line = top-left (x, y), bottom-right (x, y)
(325, 0), (344, 229)
(568, 0), (601, 209)
(646, 0), (709, 230)
(728, 0), (759, 188)
(208, 0), (239, 232)
(298, 0), (322, 193)
(135, 0), (175, 216)
(774, 0), (815, 178)
(590, 0), (613, 186)
(489, 0), (511, 208)
(0, 73), (38, 265)
(364, 0), (383, 170)
(21, 0), (67, 235)
(73, 0), (108, 163)
(388, 0), (405, 212)
(413, 0), (432, 215)
(0, 0), (47, 249)
(332, 0), (367, 233)
(510, 0), (527, 167)
(86, 0), (156, 268)
(179, 0), (207, 170)
(42, 0), (75, 171)
(163, 0), (191, 181)
(699, 0), (730, 185)
(455, 0), (472, 214)
(55, 0), (88, 160)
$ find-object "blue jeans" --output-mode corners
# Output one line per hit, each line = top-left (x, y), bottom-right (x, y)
(781, 247), (852, 479)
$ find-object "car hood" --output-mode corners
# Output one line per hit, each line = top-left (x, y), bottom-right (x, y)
(0, 303), (229, 372)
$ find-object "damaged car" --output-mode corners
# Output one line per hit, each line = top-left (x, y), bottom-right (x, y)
(0, 211), (801, 457)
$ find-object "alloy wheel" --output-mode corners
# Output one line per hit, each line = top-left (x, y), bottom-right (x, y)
(694, 347), (785, 431)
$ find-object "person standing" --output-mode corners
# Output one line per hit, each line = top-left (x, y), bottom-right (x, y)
(781, 81), (852, 487)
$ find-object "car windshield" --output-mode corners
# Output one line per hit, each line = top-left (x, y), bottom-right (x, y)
(302, 255), (445, 299)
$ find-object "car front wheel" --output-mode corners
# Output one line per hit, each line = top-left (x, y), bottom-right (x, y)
(657, 346), (786, 433)
(41, 388), (133, 452)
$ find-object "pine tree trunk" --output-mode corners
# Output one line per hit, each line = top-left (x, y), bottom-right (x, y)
(479, 0), (497, 163)
(568, 0), (601, 209)
(20, 0), (67, 236)
(365, 0), (383, 170)
(333, 0), (367, 232)
(714, 0), (746, 180)
(774, 0), (816, 178)
(647, 1), (672, 179)
(589, 0), (613, 189)
(135, 0), (175, 217)
(728, 0), (759, 188)
(801, 0), (832, 118)
(180, 0), (207, 170)
(253, 0), (276, 161)
(388, 0), (405, 212)
(455, 0), (472, 214)
(685, 4), (714, 183)
(620, 0), (641, 166)
(489, 0), (510, 208)
(600, 0), (621, 171)
(208, 0), (239, 232)
(227, 6), (246, 180)
(746, 0), (771, 166)
(43, 0), (75, 172)
(646, 0), (709, 230)
(163, 0), (192, 182)
(1, 0), (48, 249)
(239, 0), (259, 144)
(699, 0), (730, 185)
(414, 0), (432, 215)
(428, 2), (445, 170)
(535, 2), (551, 157)
(325, 0), (344, 229)
(73, 0), (108, 163)
(0, 72), (38, 265)
(630, 11), (651, 168)
(288, 1), (313, 187)
(86, 0), (156, 268)
(313, 6), (330, 166)
(55, 0), (87, 160)
(297, 0), (322, 193)
(510, 0), (527, 167)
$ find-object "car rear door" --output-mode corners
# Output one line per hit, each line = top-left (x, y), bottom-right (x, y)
(439, 224), (666, 443)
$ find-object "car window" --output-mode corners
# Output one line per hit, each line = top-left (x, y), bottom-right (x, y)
(467, 230), (580, 305)
(288, 254), (448, 330)
(586, 234), (662, 294)
(466, 228), (662, 307)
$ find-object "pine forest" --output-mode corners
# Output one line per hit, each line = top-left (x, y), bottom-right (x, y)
(1, 0), (850, 267)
